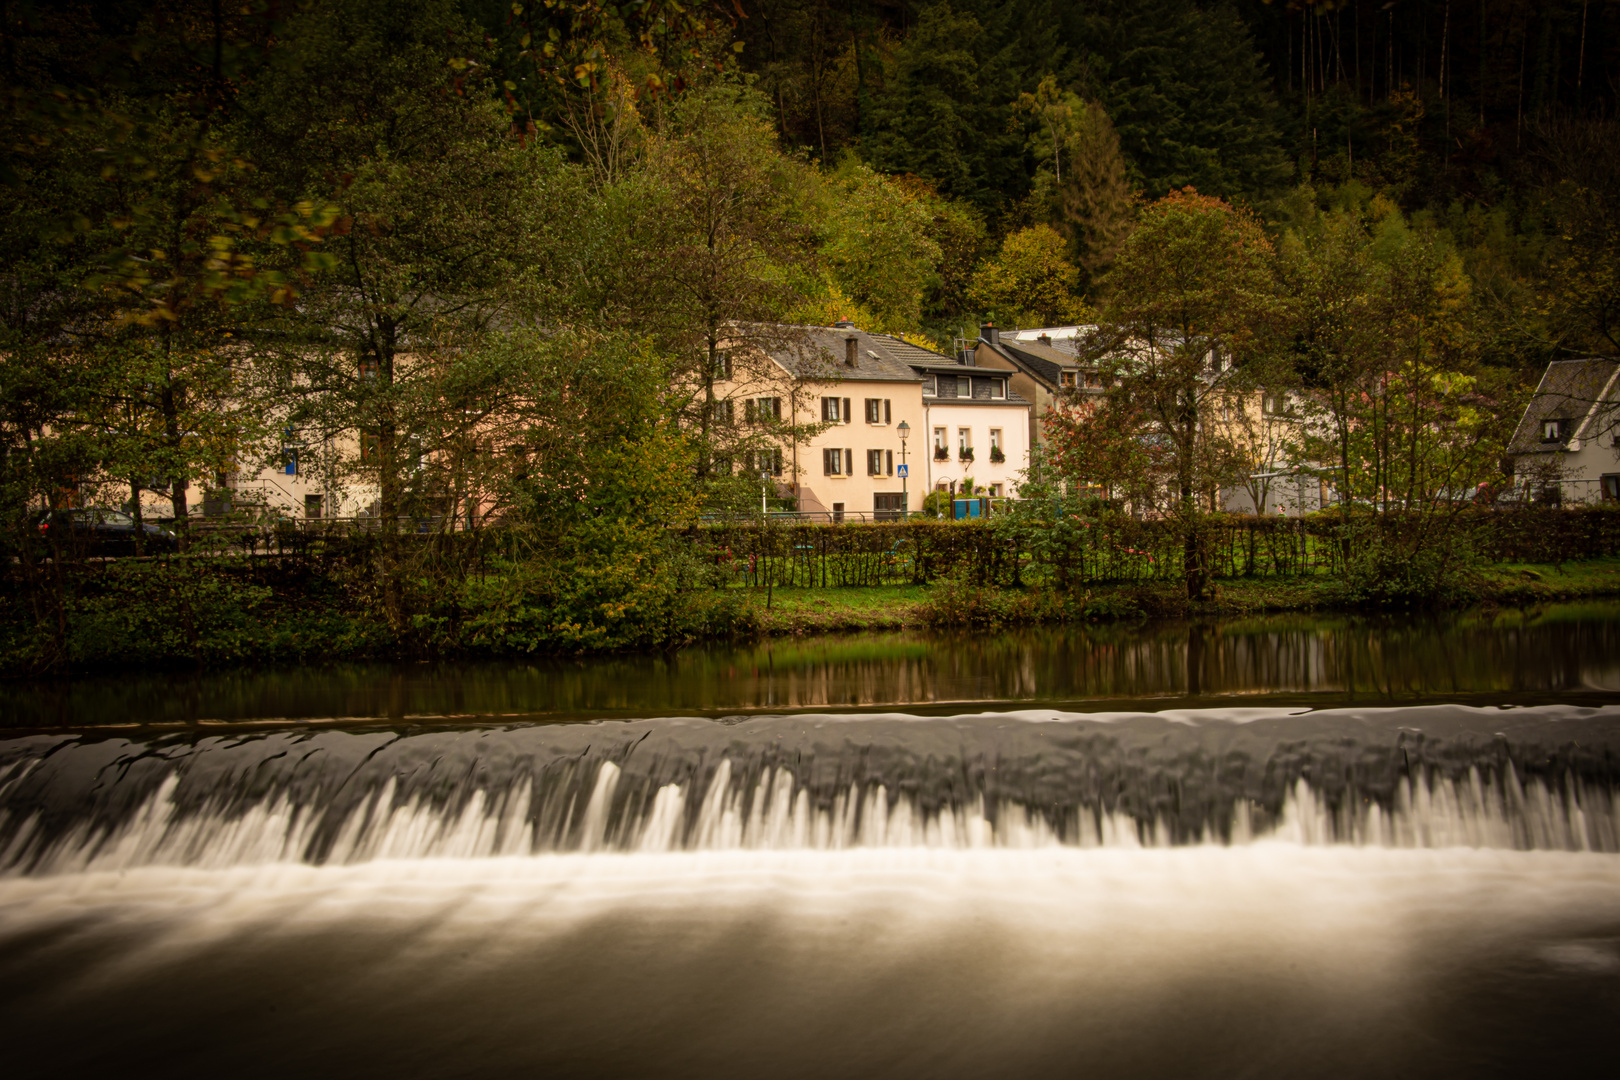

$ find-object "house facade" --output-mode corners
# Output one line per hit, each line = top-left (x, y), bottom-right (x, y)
(1506, 358), (1620, 505)
(970, 324), (1107, 450)
(908, 357), (1031, 498)
(717, 323), (1034, 518)
(719, 323), (926, 520)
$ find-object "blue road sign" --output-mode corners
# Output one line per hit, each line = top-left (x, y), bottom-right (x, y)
(897, 464), (908, 478)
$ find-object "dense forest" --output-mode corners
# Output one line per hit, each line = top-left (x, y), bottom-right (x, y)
(1, 1), (1618, 667)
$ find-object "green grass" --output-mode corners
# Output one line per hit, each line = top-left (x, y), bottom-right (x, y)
(729, 556), (1620, 633)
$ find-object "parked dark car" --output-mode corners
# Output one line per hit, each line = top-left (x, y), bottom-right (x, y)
(34, 509), (178, 557)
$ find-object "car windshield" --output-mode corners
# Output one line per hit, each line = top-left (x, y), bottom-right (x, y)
(97, 510), (135, 525)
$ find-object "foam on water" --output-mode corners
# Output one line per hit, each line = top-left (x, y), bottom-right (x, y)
(4, 754), (1619, 876)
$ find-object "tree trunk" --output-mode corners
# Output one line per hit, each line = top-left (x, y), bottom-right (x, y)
(129, 478), (146, 556)
(162, 382), (190, 551)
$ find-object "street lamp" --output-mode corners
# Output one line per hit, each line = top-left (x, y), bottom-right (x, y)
(897, 420), (910, 518)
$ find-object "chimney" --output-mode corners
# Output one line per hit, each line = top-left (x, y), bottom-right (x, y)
(844, 334), (858, 366)
(832, 319), (856, 329)
(1038, 333), (1052, 346)
(980, 322), (999, 347)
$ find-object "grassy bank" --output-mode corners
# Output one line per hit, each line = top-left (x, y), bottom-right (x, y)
(749, 556), (1620, 634)
(5, 556), (1620, 676)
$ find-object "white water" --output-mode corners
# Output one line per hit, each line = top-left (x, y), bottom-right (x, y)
(5, 756), (1618, 877)
(2, 846), (1618, 1077)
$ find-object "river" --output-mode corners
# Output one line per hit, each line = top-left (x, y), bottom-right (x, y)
(2, 603), (1618, 1077)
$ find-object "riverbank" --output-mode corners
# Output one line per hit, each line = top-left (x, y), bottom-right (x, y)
(748, 556), (1620, 635)
(5, 556), (1620, 677)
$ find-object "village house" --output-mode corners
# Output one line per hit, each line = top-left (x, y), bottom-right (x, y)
(715, 323), (926, 521)
(971, 324), (1107, 450)
(717, 322), (1033, 518)
(1506, 358), (1620, 505)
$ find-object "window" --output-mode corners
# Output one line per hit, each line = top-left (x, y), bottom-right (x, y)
(1542, 418), (1569, 442)
(1263, 393), (1292, 417)
(823, 447), (853, 476)
(359, 358), (379, 381)
(988, 484), (1003, 497)
(747, 398), (781, 423)
(281, 429), (300, 476)
(933, 426), (948, 460)
(360, 432), (379, 463)
(867, 449), (885, 475)
(710, 352), (732, 380)
(832, 502), (845, 523)
(989, 428), (1002, 452)
(923, 375), (937, 397)
(958, 427), (972, 452)
(873, 493), (906, 521)
(865, 398), (891, 424)
(1603, 475), (1620, 501)
(1085, 372), (1104, 388)
(1060, 371), (1077, 388)
(756, 449), (783, 476)
(711, 399), (734, 425)
(957, 375), (971, 398)
(989, 379), (1005, 399)
(821, 396), (851, 423)
(305, 494), (324, 519)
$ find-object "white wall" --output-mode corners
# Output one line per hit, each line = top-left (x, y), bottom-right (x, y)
(922, 402), (1031, 498)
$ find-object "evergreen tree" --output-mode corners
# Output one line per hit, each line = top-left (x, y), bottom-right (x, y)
(1066, 0), (1290, 201)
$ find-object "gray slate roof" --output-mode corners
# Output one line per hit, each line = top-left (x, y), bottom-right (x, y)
(1507, 358), (1620, 455)
(767, 325), (923, 384)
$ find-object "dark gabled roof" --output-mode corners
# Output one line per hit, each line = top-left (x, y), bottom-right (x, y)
(767, 325), (923, 384)
(1507, 358), (1620, 455)
(982, 337), (1087, 390)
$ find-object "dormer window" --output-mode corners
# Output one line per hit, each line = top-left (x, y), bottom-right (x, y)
(989, 379), (1005, 399)
(1541, 418), (1569, 443)
(923, 375), (936, 397)
(1060, 371), (1077, 389)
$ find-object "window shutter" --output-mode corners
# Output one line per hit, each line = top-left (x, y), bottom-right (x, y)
(823, 448), (832, 475)
(884, 399), (891, 424)
(772, 398), (781, 420)
(843, 398), (851, 425)
(744, 399), (754, 424)
(886, 450), (893, 475)
(846, 448), (852, 475)
(821, 397), (830, 422)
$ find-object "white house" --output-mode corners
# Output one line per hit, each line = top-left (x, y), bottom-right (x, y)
(1506, 358), (1620, 505)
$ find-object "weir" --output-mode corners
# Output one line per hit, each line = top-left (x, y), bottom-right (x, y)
(6, 617), (1620, 1078)
(5, 704), (1620, 874)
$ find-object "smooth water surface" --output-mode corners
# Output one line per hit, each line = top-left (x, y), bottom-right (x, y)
(6, 601), (1620, 728)
(4, 602), (1620, 1077)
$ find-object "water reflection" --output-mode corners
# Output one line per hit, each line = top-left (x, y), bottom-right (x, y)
(6, 601), (1620, 728)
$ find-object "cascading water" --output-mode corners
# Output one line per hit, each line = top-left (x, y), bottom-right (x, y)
(5, 707), (1620, 872)
(5, 615), (1620, 1079)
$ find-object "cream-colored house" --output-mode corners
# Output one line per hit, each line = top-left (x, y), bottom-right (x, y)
(718, 322), (927, 520)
